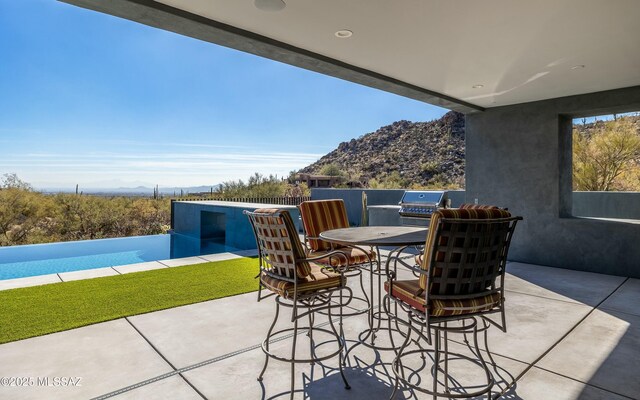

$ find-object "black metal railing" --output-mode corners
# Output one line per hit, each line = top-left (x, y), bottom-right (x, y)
(171, 196), (310, 205)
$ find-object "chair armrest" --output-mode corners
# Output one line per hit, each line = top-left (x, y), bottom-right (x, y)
(303, 250), (350, 270)
(384, 248), (429, 279)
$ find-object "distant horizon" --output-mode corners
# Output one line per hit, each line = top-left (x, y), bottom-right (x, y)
(0, 1), (447, 188)
(36, 182), (220, 192)
(34, 184), (223, 197)
(22, 164), (297, 191)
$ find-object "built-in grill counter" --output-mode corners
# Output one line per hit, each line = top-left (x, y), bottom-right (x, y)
(398, 190), (451, 226)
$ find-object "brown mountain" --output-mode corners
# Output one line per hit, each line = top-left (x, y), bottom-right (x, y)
(300, 111), (465, 188)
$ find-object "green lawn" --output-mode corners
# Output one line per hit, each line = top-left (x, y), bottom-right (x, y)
(0, 257), (259, 344)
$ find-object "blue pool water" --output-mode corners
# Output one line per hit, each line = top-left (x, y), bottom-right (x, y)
(0, 234), (239, 280)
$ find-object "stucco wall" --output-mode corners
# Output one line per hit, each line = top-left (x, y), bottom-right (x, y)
(465, 85), (640, 278)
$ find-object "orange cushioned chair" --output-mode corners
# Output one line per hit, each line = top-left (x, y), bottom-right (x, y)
(299, 199), (376, 315)
(245, 208), (352, 400)
(385, 207), (521, 400)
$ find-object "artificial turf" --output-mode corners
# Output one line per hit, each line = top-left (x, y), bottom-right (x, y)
(0, 257), (259, 344)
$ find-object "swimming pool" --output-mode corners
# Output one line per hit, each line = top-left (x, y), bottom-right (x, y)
(0, 234), (239, 280)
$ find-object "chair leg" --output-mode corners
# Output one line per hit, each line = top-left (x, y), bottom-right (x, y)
(289, 313), (299, 400)
(339, 286), (346, 340)
(443, 322), (449, 394)
(389, 368), (401, 400)
(258, 299), (280, 382)
(359, 265), (371, 314)
(308, 311), (315, 365)
(386, 296), (397, 353)
(390, 318), (413, 400)
(482, 317), (500, 375)
(261, 292), (352, 397)
(432, 325), (440, 400)
(328, 291), (351, 390)
(385, 297), (402, 381)
(473, 319), (494, 399)
(338, 289), (351, 390)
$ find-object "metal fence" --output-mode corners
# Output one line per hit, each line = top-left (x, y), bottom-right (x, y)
(171, 196), (311, 206)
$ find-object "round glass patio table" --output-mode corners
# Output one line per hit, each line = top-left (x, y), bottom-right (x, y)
(319, 226), (428, 352)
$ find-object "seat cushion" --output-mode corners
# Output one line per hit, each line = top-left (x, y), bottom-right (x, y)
(261, 263), (345, 299)
(299, 200), (350, 251)
(309, 247), (376, 268)
(384, 279), (501, 317)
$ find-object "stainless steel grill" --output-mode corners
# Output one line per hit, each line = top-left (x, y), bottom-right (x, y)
(398, 190), (450, 226)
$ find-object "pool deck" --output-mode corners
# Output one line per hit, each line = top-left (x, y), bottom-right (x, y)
(0, 258), (639, 400)
(0, 249), (258, 291)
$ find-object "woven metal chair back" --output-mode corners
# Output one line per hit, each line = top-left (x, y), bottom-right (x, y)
(299, 199), (350, 251)
(420, 208), (519, 297)
(245, 209), (311, 280)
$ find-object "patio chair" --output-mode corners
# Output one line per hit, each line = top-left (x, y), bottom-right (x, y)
(299, 199), (376, 316)
(384, 208), (521, 399)
(244, 208), (353, 399)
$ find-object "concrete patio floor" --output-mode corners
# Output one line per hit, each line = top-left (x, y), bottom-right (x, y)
(0, 261), (638, 400)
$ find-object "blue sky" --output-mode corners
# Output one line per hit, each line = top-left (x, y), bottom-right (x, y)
(0, 0), (447, 189)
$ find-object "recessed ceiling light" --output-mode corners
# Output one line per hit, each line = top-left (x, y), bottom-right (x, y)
(335, 30), (353, 38)
(254, 0), (285, 12)
(571, 65), (585, 70)
(472, 84), (484, 89)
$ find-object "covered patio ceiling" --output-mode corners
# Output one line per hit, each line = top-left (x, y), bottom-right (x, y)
(63, 0), (640, 113)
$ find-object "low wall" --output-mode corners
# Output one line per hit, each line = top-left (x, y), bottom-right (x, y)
(169, 191), (638, 251)
(310, 189), (466, 226)
(573, 191), (640, 220)
(172, 201), (301, 250)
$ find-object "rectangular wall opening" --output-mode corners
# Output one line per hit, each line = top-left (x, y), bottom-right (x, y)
(571, 111), (640, 221)
(200, 211), (226, 243)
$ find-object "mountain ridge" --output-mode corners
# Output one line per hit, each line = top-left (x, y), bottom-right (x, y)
(300, 111), (465, 188)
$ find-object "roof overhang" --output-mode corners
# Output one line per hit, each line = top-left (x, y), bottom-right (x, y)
(61, 0), (640, 114)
